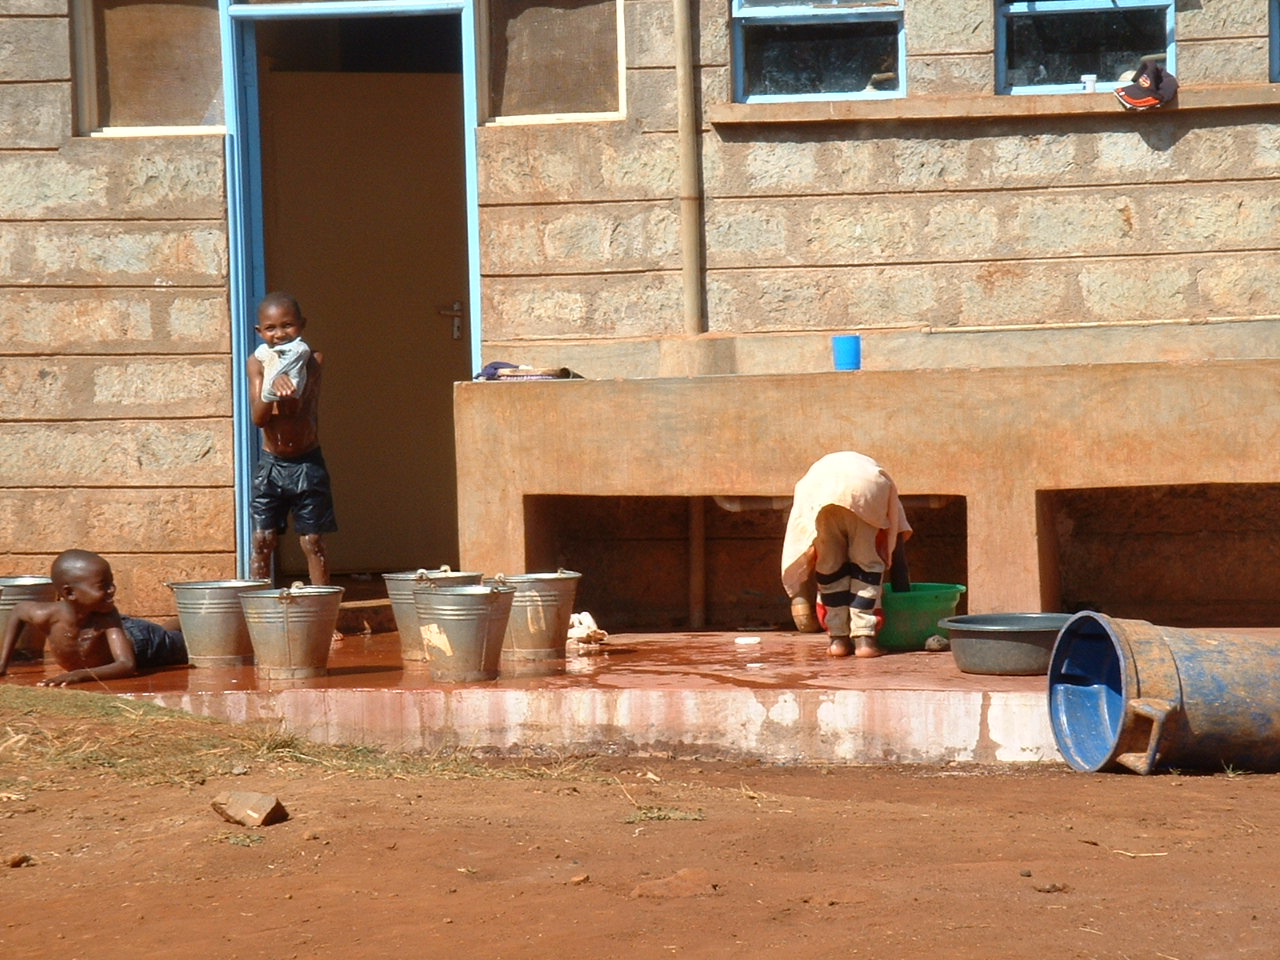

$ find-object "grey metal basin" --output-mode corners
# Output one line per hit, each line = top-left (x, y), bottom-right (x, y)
(938, 613), (1073, 676)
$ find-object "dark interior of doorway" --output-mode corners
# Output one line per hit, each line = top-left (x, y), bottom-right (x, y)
(255, 17), (461, 73)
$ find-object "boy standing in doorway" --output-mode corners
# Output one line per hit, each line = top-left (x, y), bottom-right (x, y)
(246, 292), (337, 586)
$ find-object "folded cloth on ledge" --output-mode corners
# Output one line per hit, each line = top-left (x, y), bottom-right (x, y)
(475, 361), (583, 381)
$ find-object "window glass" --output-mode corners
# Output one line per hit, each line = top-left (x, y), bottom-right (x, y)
(1005, 9), (1167, 88)
(743, 20), (899, 98)
(86, 0), (223, 128)
(1272, 0), (1279, 82)
(997, 1), (1172, 95)
(489, 0), (620, 117)
(733, 3), (904, 102)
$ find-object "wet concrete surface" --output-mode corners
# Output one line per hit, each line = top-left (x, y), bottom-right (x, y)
(7, 625), (1280, 696)
(1, 630), (1048, 695)
(8, 625), (1280, 764)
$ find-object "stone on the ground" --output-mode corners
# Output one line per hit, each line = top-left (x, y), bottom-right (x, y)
(630, 867), (717, 898)
(211, 791), (289, 827)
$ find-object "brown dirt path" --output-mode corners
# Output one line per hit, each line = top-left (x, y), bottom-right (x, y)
(2, 687), (1277, 960)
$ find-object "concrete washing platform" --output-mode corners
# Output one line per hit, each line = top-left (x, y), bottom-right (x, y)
(3, 630), (1065, 765)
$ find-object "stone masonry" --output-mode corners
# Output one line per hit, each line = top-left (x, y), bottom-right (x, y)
(478, 0), (1280, 377)
(2, 0), (1279, 620)
(0, 0), (234, 617)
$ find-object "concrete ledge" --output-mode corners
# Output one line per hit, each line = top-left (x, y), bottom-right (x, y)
(454, 359), (1280, 615)
(0, 631), (1061, 766)
(134, 685), (1059, 765)
(481, 317), (1280, 379)
(707, 83), (1280, 126)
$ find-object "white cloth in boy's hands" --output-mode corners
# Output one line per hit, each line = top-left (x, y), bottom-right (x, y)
(255, 339), (311, 402)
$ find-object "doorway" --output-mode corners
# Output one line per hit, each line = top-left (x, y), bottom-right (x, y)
(247, 15), (472, 576)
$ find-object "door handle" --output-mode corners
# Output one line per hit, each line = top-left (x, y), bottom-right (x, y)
(438, 301), (464, 340)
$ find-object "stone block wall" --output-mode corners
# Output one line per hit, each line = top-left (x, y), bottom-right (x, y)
(477, 0), (1280, 377)
(0, 2), (234, 617)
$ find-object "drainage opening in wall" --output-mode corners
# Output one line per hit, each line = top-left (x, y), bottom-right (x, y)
(1038, 483), (1280, 628)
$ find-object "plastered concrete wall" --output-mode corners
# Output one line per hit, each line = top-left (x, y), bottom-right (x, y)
(0, 4), (234, 618)
(477, 0), (1280, 378)
(455, 360), (1280, 618)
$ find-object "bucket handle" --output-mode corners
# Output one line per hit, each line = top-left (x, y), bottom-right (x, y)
(1114, 697), (1174, 775)
(277, 581), (308, 605)
(486, 574), (508, 604)
(415, 565), (454, 581)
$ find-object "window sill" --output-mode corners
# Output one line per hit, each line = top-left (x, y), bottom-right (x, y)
(706, 83), (1280, 125)
(85, 125), (227, 138)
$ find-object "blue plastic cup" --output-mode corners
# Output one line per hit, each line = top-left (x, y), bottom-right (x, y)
(832, 334), (862, 371)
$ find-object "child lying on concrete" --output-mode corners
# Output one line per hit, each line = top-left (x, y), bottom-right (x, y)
(0, 549), (186, 686)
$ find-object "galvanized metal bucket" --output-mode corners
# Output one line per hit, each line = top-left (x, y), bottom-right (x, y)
(0, 576), (56, 660)
(239, 583), (345, 680)
(412, 581), (514, 682)
(383, 567), (483, 662)
(166, 579), (271, 667)
(499, 570), (581, 662)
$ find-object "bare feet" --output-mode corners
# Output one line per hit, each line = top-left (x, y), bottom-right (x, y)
(854, 636), (884, 659)
(827, 636), (854, 657)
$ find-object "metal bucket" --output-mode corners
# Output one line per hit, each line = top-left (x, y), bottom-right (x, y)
(1049, 612), (1280, 774)
(239, 584), (345, 680)
(499, 570), (581, 662)
(383, 567), (483, 661)
(0, 576), (56, 659)
(166, 579), (270, 667)
(412, 581), (514, 682)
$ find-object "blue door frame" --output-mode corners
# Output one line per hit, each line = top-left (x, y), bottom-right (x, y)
(218, 0), (483, 575)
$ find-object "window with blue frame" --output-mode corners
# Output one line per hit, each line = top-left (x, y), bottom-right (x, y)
(996, 0), (1174, 95)
(1272, 0), (1279, 82)
(731, 0), (905, 102)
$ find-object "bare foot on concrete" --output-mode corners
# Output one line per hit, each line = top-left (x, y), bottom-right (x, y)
(854, 637), (884, 659)
(827, 636), (854, 657)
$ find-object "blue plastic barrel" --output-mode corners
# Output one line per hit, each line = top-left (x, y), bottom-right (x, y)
(1048, 612), (1280, 774)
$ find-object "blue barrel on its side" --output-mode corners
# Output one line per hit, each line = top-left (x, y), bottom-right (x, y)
(1048, 612), (1280, 774)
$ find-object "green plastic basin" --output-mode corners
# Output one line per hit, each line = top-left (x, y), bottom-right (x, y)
(879, 582), (967, 652)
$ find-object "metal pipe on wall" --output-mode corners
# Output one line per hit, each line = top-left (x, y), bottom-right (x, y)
(673, 0), (706, 336)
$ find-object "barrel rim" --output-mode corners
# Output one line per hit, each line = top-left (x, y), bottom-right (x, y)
(239, 586), (346, 599)
(168, 579), (273, 591)
(496, 570), (583, 583)
(939, 612), (1072, 634)
(383, 569), (483, 582)
(1047, 610), (1133, 772)
(412, 583), (516, 597)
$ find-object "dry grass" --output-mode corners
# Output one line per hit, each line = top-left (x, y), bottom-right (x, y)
(0, 685), (600, 788)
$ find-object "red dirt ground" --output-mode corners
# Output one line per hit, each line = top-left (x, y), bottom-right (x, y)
(3, 690), (1278, 960)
